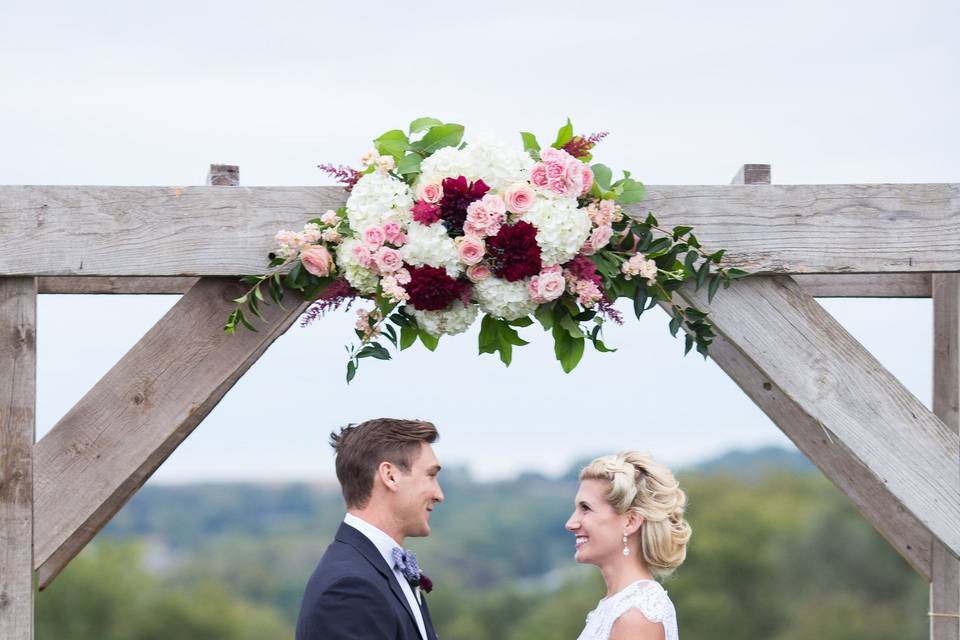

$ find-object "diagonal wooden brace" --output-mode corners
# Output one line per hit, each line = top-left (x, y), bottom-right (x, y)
(675, 275), (960, 561)
(32, 277), (308, 588)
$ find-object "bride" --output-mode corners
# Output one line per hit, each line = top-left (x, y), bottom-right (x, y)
(565, 452), (691, 640)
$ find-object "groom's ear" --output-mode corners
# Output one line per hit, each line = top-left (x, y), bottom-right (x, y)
(377, 461), (400, 492)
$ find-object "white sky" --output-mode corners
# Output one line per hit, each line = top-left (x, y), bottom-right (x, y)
(3, 0), (956, 482)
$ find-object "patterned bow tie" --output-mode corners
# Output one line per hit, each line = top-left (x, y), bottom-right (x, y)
(391, 547), (421, 583)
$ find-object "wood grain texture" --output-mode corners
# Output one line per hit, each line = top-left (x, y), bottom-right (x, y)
(0, 278), (36, 640)
(931, 273), (960, 640)
(37, 276), (197, 294)
(676, 276), (960, 556)
(33, 278), (308, 587)
(793, 273), (932, 298)
(1, 183), (958, 275)
(731, 164), (771, 185)
(664, 295), (932, 577)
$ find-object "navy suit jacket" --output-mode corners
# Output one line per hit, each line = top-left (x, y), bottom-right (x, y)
(296, 522), (438, 640)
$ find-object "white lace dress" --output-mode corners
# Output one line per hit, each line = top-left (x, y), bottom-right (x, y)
(576, 579), (678, 640)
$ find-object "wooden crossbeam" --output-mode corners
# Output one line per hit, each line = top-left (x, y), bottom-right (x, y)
(32, 277), (309, 587)
(34, 273), (933, 298)
(0, 278), (37, 640)
(931, 273), (960, 639)
(2, 183), (958, 276)
(675, 275), (960, 557)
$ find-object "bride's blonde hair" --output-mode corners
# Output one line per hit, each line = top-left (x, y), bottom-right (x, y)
(580, 452), (691, 578)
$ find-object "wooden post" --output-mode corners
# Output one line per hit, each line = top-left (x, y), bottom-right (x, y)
(0, 278), (37, 640)
(932, 273), (960, 639)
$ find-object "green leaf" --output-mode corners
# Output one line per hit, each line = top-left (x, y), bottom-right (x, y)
(558, 313), (583, 340)
(409, 117), (443, 134)
(508, 316), (534, 328)
(710, 249), (726, 264)
(684, 250), (699, 273)
(633, 286), (649, 319)
(552, 118), (574, 149)
(368, 343), (392, 360)
(346, 360), (357, 383)
(397, 153), (423, 175)
(400, 324), (418, 350)
(708, 274), (722, 303)
(478, 315), (500, 354)
(520, 131), (541, 156)
(672, 225), (693, 240)
(498, 322), (529, 347)
(411, 124), (465, 155)
(284, 262), (303, 289)
(383, 324), (398, 347)
(669, 314), (682, 336)
(497, 338), (513, 366)
(726, 268), (750, 280)
(684, 333), (695, 355)
(534, 303), (555, 330)
(237, 309), (258, 332)
(618, 179), (646, 204)
(695, 261), (710, 290)
(645, 213), (659, 226)
(373, 129), (409, 161)
(562, 336), (585, 372)
(591, 164), (612, 191)
(418, 328), (439, 351)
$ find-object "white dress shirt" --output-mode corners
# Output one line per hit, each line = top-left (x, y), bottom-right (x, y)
(343, 513), (427, 640)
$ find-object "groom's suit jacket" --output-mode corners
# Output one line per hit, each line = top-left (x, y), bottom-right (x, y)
(296, 522), (439, 640)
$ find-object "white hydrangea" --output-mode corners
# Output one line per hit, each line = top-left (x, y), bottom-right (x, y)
(463, 135), (536, 191)
(416, 135), (534, 193)
(412, 300), (479, 337)
(345, 171), (414, 230)
(399, 222), (460, 277)
(521, 195), (593, 266)
(334, 238), (379, 294)
(473, 276), (538, 321)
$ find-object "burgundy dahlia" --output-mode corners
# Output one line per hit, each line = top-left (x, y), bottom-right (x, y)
(565, 254), (603, 288)
(486, 221), (542, 282)
(412, 200), (442, 225)
(418, 573), (433, 593)
(405, 265), (471, 311)
(438, 176), (489, 236)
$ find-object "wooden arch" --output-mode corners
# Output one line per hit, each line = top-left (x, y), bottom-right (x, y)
(1, 164), (957, 638)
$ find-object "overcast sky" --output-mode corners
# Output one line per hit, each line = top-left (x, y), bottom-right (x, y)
(3, 0), (956, 483)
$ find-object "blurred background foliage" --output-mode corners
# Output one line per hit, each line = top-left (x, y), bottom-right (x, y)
(36, 447), (928, 639)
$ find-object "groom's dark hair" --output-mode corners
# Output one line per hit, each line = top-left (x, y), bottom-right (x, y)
(330, 418), (439, 508)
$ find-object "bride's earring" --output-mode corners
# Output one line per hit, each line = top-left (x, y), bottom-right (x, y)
(622, 532), (630, 557)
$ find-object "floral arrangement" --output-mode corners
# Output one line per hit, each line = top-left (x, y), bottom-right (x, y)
(225, 118), (746, 381)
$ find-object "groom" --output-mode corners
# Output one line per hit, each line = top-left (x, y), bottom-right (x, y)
(296, 418), (444, 640)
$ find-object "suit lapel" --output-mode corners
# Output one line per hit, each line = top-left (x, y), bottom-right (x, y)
(420, 595), (438, 640)
(335, 522), (421, 636)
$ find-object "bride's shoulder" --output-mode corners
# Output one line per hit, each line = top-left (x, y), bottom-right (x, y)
(611, 580), (675, 624)
(609, 607), (666, 640)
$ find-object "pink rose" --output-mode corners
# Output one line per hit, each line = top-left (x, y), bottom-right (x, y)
(547, 162), (566, 181)
(374, 247), (403, 273)
(382, 219), (405, 246)
(479, 194), (506, 216)
(580, 166), (594, 196)
(362, 226), (385, 250)
(466, 264), (491, 283)
(530, 163), (549, 188)
(505, 183), (535, 213)
(465, 201), (504, 237)
(351, 243), (374, 269)
(417, 182), (444, 204)
(582, 225), (613, 255)
(528, 266), (565, 303)
(300, 245), (335, 278)
(539, 147), (568, 164)
(457, 235), (486, 266)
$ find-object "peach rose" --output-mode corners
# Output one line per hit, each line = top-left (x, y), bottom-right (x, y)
(457, 235), (486, 266)
(505, 183), (536, 213)
(417, 182), (444, 204)
(300, 245), (335, 278)
(466, 264), (491, 282)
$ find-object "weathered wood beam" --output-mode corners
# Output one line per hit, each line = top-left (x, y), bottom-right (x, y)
(670, 166), (933, 577)
(33, 278), (309, 587)
(2, 183), (958, 276)
(0, 278), (37, 640)
(931, 273), (960, 639)
(37, 276), (197, 294)
(793, 273), (932, 298)
(675, 275), (960, 558)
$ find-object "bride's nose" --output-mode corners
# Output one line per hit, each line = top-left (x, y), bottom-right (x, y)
(565, 513), (579, 531)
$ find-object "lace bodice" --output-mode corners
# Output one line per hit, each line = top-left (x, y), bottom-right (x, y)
(576, 579), (678, 640)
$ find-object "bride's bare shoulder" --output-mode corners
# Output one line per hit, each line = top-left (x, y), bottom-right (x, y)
(609, 608), (665, 640)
